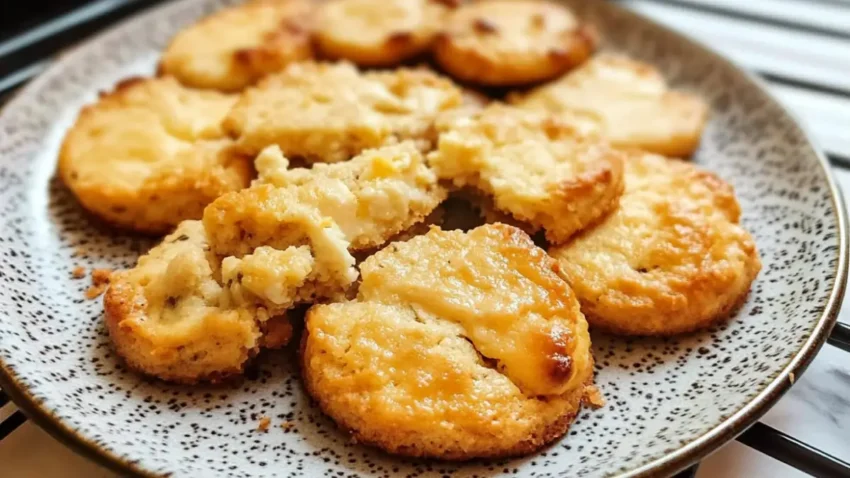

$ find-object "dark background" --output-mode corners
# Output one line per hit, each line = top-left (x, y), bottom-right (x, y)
(2, 1), (102, 40)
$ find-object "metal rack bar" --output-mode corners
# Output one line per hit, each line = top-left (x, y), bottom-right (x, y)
(737, 422), (850, 478)
(827, 322), (850, 353)
(0, 410), (26, 442)
(0, 0), (165, 99)
(673, 464), (699, 478)
(633, 0), (850, 40)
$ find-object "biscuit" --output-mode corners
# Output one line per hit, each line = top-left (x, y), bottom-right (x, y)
(429, 104), (624, 243)
(223, 62), (463, 162)
(204, 142), (447, 256)
(59, 77), (251, 234)
(105, 221), (283, 383)
(159, 0), (314, 92)
(105, 219), (357, 383)
(549, 153), (761, 336)
(302, 224), (594, 459)
(314, 0), (449, 66)
(433, 0), (597, 86)
(510, 54), (710, 157)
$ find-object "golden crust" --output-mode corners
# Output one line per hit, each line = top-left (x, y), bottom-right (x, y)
(301, 224), (594, 459)
(549, 153), (761, 336)
(314, 0), (449, 66)
(159, 0), (315, 92)
(433, 0), (597, 86)
(104, 218), (361, 383)
(223, 62), (464, 162)
(429, 104), (624, 243)
(203, 142), (447, 256)
(511, 54), (710, 157)
(104, 222), (279, 383)
(58, 77), (251, 234)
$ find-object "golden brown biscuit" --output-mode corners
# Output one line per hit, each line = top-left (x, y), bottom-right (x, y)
(105, 219), (357, 383)
(549, 153), (761, 336)
(429, 104), (624, 243)
(223, 62), (463, 162)
(433, 0), (597, 86)
(314, 0), (450, 66)
(204, 142), (447, 256)
(302, 224), (594, 459)
(105, 222), (281, 383)
(511, 54), (710, 157)
(59, 77), (251, 234)
(159, 0), (314, 92)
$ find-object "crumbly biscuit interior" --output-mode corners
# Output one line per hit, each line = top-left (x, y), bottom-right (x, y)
(204, 142), (446, 257)
(430, 104), (624, 243)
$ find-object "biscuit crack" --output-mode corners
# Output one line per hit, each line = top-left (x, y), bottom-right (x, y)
(460, 335), (500, 371)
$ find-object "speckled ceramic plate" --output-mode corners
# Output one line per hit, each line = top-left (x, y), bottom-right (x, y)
(0, 0), (846, 477)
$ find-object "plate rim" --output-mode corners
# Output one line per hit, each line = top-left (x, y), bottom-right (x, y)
(0, 0), (846, 477)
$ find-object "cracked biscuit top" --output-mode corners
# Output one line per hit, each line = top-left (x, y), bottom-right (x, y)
(429, 104), (624, 243)
(223, 62), (463, 162)
(301, 224), (593, 459)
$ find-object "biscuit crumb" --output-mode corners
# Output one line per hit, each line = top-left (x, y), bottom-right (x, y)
(280, 420), (294, 430)
(583, 385), (605, 409)
(257, 416), (271, 432)
(85, 284), (108, 300)
(92, 269), (113, 286)
(72, 266), (86, 279)
(85, 268), (113, 300)
(789, 372), (795, 384)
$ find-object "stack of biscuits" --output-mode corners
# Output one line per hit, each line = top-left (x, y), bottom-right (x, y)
(58, 0), (761, 461)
